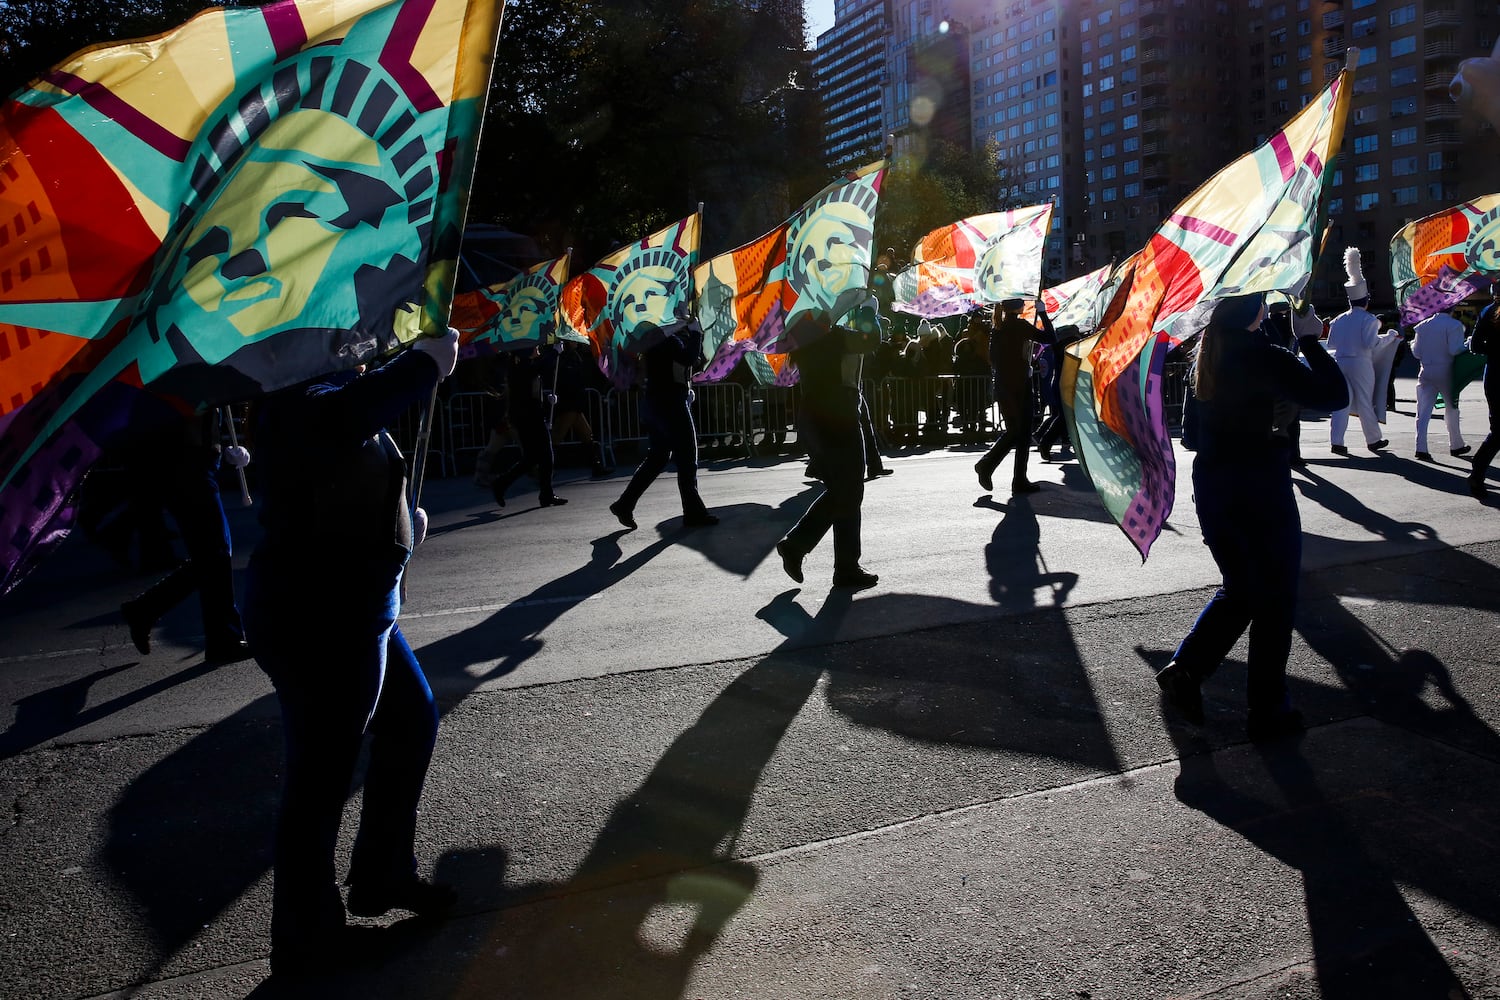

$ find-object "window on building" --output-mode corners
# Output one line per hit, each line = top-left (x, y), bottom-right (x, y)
(1298, 44), (1311, 61)
(1390, 66), (1418, 87)
(1299, 69), (1311, 85)
(1391, 96), (1417, 118)
(1354, 163), (1379, 183)
(1393, 186), (1420, 206)
(1352, 133), (1378, 154)
(1351, 16), (1375, 38)
(1124, 182), (1141, 198)
(1124, 159), (1139, 175)
(1328, 197), (1343, 214)
(1390, 35), (1416, 58)
(1102, 164), (1117, 179)
(1355, 191), (1379, 211)
(1103, 187), (1118, 201)
(1352, 105), (1377, 124)
(1100, 98), (1115, 113)
(1428, 151), (1446, 171)
(1122, 114), (1139, 129)
(1123, 136), (1140, 151)
(1389, 4), (1416, 26)
(1100, 75), (1115, 91)
(1122, 45), (1136, 60)
(1392, 126), (1417, 146)
(1392, 156), (1418, 177)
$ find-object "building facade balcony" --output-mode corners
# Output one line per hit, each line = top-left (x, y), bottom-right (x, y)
(1322, 10), (1344, 30)
(1424, 8), (1462, 29)
(1425, 102), (1462, 122)
(1425, 40), (1461, 60)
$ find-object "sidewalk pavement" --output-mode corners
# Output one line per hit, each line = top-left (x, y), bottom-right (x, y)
(3, 536), (1498, 999)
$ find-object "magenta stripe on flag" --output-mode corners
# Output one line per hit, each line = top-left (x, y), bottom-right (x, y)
(382, 0), (444, 113)
(1270, 132), (1295, 181)
(43, 71), (191, 161)
(1302, 149), (1324, 177)
(263, 0), (309, 59)
(1169, 212), (1238, 247)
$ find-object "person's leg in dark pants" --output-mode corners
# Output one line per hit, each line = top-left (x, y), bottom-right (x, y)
(613, 396), (673, 523)
(781, 399), (870, 586)
(666, 402), (712, 520)
(246, 587), (392, 961)
(348, 624), (439, 890)
(1469, 390), (1500, 498)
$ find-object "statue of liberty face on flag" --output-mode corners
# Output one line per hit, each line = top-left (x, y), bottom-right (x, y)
(607, 248), (692, 346)
(783, 196), (878, 334)
(135, 53), (438, 400)
(497, 278), (552, 346)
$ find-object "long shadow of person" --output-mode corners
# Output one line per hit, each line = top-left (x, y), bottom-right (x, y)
(1168, 722), (1497, 998)
(379, 589), (860, 999)
(413, 528), (677, 683)
(819, 495), (1117, 771)
(0, 660), (144, 759)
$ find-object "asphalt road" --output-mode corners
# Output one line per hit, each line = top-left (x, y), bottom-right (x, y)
(2, 380), (1498, 999)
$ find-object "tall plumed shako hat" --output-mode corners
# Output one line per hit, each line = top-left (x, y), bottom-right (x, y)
(1343, 246), (1370, 301)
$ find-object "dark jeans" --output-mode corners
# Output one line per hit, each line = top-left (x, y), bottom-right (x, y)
(784, 391), (865, 572)
(1173, 455), (1301, 713)
(978, 394), (1034, 485)
(129, 461), (242, 645)
(1472, 381), (1500, 479)
(495, 415), (555, 499)
(616, 391), (706, 516)
(244, 557), (438, 950)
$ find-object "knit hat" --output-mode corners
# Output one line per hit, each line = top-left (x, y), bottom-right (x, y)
(1343, 247), (1369, 300)
(1210, 293), (1265, 330)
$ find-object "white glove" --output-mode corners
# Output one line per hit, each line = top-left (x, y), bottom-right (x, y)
(412, 506), (428, 546)
(686, 388), (696, 403)
(414, 327), (460, 379)
(224, 445), (251, 468)
(1292, 306), (1323, 341)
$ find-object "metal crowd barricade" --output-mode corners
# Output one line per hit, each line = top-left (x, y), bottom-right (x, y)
(747, 383), (799, 453)
(603, 387), (647, 464)
(444, 390), (496, 476)
(691, 382), (751, 459)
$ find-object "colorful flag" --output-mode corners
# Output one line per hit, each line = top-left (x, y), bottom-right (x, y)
(1389, 196), (1500, 325)
(1068, 50), (1356, 559)
(560, 213), (700, 389)
(0, 0), (501, 594)
(452, 254), (583, 356)
(695, 163), (884, 383)
(890, 204), (1054, 319)
(1039, 264), (1113, 333)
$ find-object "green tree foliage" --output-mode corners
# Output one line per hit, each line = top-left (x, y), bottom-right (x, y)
(0, 0), (241, 97)
(472, 0), (827, 264)
(874, 138), (1011, 265)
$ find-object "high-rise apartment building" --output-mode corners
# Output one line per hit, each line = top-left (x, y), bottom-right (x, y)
(1242, 0), (1500, 305)
(1074, 0), (1236, 274)
(967, 0), (1074, 285)
(813, 0), (891, 170)
(814, 0), (1500, 306)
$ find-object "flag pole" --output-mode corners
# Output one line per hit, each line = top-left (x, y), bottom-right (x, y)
(221, 406), (252, 507)
(408, 2), (507, 525)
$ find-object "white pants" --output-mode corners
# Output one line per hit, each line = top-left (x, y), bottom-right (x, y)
(1415, 379), (1466, 453)
(1330, 356), (1383, 447)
